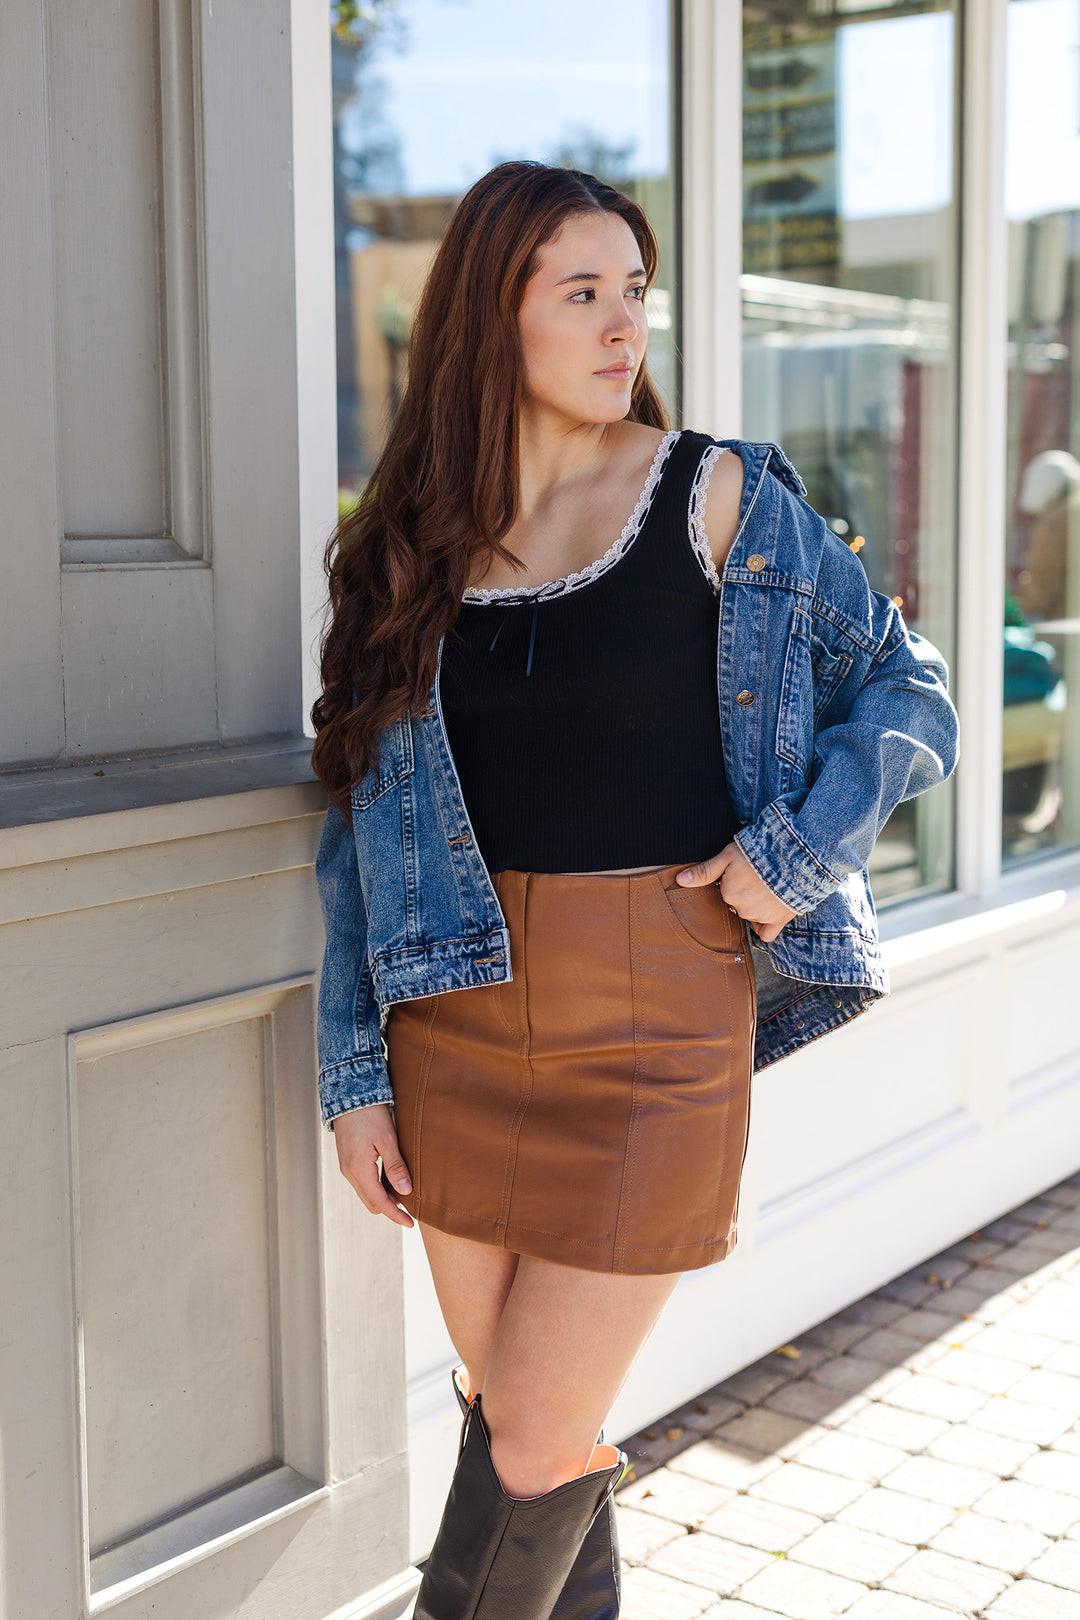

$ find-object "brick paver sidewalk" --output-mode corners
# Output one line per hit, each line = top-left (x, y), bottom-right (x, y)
(615, 1170), (1080, 1619)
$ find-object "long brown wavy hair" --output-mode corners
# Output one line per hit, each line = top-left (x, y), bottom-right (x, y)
(310, 160), (669, 820)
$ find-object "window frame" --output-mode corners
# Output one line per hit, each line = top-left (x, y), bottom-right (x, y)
(680, 0), (1080, 936)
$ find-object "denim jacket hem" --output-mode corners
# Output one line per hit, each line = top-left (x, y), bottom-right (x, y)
(754, 982), (882, 1069)
(369, 928), (512, 999)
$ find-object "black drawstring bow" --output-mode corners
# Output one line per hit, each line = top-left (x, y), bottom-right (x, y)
(487, 601), (539, 676)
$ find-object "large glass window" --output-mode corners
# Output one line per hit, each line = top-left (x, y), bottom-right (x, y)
(1001, 0), (1080, 865)
(331, 0), (678, 507)
(740, 0), (958, 903)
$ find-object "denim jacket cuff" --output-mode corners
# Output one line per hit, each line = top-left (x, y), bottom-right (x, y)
(318, 1056), (395, 1132)
(735, 802), (843, 914)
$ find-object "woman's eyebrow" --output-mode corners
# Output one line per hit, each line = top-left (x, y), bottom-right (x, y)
(554, 266), (647, 286)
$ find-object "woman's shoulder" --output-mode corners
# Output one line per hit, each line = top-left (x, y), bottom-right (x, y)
(680, 434), (747, 576)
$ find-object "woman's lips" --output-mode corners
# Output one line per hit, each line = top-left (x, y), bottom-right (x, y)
(595, 365), (633, 379)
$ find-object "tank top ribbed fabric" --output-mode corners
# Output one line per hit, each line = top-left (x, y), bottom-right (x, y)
(439, 429), (740, 873)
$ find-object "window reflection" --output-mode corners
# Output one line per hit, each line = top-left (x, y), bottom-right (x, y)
(1002, 0), (1080, 864)
(740, 0), (958, 902)
(331, 0), (677, 507)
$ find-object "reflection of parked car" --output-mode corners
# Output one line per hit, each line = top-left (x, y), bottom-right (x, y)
(1002, 626), (1064, 830)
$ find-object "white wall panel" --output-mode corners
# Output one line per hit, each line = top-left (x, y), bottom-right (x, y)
(3, 0), (306, 769)
(77, 1017), (278, 1555)
(0, 0), (66, 763)
(754, 962), (982, 1224)
(46, 0), (168, 540)
(1005, 922), (1080, 1083)
(60, 565), (217, 754)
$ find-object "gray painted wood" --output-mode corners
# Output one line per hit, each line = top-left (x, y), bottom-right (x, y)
(0, 0), (66, 764)
(0, 3), (412, 1613)
(3, 0), (305, 767)
(47, 0), (168, 539)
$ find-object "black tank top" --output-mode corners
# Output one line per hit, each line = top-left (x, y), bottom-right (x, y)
(439, 429), (740, 873)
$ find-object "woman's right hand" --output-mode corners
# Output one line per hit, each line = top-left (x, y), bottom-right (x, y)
(333, 1103), (415, 1228)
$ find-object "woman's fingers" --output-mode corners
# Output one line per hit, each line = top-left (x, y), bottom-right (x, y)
(352, 1156), (415, 1228)
(372, 1121), (413, 1196)
(753, 918), (785, 943)
(334, 1105), (415, 1228)
(675, 846), (735, 887)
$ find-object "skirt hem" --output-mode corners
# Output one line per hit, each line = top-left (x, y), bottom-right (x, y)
(399, 1192), (740, 1276)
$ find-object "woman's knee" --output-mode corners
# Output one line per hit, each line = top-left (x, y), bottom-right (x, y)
(486, 1413), (597, 1499)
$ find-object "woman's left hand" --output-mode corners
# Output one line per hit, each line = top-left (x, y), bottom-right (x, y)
(676, 842), (799, 943)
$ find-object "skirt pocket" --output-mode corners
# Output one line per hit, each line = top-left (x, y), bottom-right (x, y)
(657, 873), (745, 958)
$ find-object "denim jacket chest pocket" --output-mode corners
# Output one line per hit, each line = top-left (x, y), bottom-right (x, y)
(775, 606), (856, 790)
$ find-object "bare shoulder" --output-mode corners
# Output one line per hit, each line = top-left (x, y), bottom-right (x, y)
(700, 446), (745, 574)
(608, 419), (670, 485)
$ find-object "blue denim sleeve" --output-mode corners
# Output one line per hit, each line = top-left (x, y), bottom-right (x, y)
(735, 531), (960, 914)
(314, 798), (394, 1130)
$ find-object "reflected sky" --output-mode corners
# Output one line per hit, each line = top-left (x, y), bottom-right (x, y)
(838, 12), (953, 219)
(339, 0), (671, 196)
(338, 0), (1080, 225)
(1005, 0), (1080, 219)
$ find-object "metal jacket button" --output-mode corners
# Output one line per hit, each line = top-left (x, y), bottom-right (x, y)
(746, 554), (766, 571)
(736, 690), (755, 706)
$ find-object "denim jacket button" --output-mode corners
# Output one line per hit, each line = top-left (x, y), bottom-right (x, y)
(746, 554), (766, 572)
(736, 690), (755, 706)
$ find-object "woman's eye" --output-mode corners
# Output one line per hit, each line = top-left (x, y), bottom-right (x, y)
(568, 285), (647, 304)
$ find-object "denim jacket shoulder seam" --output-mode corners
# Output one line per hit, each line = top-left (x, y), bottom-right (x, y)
(869, 615), (910, 668)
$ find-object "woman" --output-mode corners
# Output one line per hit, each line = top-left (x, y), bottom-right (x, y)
(311, 161), (959, 1620)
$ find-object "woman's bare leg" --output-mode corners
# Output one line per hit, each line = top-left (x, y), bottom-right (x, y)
(419, 1222), (681, 1499)
(419, 1223), (519, 1395)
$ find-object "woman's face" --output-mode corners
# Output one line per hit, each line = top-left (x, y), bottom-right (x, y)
(516, 211), (650, 429)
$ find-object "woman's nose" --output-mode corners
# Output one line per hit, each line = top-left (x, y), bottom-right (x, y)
(604, 304), (639, 343)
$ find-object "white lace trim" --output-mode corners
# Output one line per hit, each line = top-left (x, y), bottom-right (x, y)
(687, 443), (729, 595)
(461, 429), (681, 604)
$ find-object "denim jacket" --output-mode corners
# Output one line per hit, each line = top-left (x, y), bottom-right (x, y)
(314, 435), (959, 1129)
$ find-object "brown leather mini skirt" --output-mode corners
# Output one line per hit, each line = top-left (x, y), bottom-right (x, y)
(384, 863), (757, 1275)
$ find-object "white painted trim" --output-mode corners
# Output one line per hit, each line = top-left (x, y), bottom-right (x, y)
(755, 1108), (980, 1246)
(954, 0), (1010, 897)
(878, 841), (1080, 952)
(291, 0), (339, 740)
(322, 1566), (423, 1620)
(88, 1475), (330, 1613)
(680, 0), (743, 436)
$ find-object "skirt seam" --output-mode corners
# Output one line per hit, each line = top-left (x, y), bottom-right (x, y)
(612, 877), (644, 1273)
(496, 870), (532, 1241)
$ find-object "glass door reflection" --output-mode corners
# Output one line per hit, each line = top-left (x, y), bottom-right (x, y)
(740, 0), (958, 902)
(331, 0), (678, 507)
(1002, 0), (1080, 865)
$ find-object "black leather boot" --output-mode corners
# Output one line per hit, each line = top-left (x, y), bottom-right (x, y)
(413, 1388), (626, 1620)
(450, 1366), (623, 1620)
